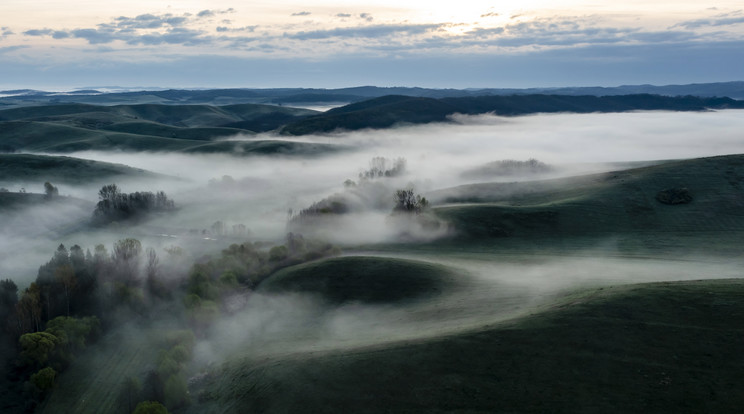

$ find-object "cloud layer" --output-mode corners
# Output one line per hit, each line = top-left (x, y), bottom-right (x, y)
(1, 5), (743, 88)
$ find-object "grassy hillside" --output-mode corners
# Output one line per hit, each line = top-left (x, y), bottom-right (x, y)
(0, 154), (162, 185)
(280, 94), (744, 134)
(259, 256), (459, 304)
(431, 154), (744, 248)
(189, 278), (744, 413)
(0, 103), (324, 154)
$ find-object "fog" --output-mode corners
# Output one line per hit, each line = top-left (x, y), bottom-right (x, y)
(192, 251), (743, 364)
(6, 109), (744, 409)
(4, 109), (744, 286)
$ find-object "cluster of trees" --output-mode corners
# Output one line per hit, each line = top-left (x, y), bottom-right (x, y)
(393, 188), (429, 215)
(1, 238), (180, 410)
(289, 157), (411, 228)
(19, 316), (100, 396)
(92, 184), (175, 225)
(288, 196), (352, 225)
(462, 158), (553, 179)
(1, 232), (338, 412)
(359, 157), (406, 180)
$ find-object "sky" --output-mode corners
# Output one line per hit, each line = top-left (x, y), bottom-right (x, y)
(1, 1), (743, 90)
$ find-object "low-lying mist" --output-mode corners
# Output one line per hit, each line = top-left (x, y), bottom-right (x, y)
(4, 109), (744, 286)
(191, 250), (744, 365)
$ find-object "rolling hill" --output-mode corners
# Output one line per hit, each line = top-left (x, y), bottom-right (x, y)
(0, 154), (163, 185)
(280, 94), (744, 134)
(188, 278), (744, 413)
(0, 103), (342, 154)
(430, 154), (744, 245)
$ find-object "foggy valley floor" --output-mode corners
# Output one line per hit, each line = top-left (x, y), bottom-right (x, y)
(2, 107), (744, 413)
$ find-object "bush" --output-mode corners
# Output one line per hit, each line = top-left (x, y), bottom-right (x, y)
(29, 367), (56, 392)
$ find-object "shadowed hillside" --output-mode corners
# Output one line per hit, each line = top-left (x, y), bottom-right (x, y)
(0, 154), (163, 185)
(431, 154), (744, 248)
(280, 94), (744, 134)
(0, 103), (326, 154)
(188, 279), (744, 414)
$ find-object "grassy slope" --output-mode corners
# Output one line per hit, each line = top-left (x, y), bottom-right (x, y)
(0, 103), (323, 154)
(259, 256), (459, 304)
(430, 154), (744, 255)
(193, 278), (744, 413)
(0, 154), (162, 184)
(280, 94), (744, 135)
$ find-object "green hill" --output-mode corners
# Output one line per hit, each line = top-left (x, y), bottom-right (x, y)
(189, 278), (744, 413)
(0, 154), (162, 185)
(259, 256), (460, 304)
(280, 94), (744, 135)
(431, 155), (744, 250)
(0, 103), (325, 154)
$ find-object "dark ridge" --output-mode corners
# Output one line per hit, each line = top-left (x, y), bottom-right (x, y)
(281, 94), (744, 135)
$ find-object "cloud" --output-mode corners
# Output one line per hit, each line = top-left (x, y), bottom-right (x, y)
(197, 9), (235, 19)
(23, 29), (53, 36)
(127, 28), (211, 46)
(360, 13), (373, 22)
(70, 28), (118, 44)
(292, 11), (312, 17)
(336, 13), (352, 18)
(481, 12), (499, 18)
(113, 13), (189, 29)
(217, 26), (257, 33)
(287, 23), (442, 40)
(674, 15), (744, 29)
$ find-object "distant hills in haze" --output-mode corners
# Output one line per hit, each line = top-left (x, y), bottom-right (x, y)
(0, 81), (743, 149)
(2, 81), (744, 107)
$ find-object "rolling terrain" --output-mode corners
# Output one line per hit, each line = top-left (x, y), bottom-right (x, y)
(177, 153), (744, 413)
(0, 103), (328, 154)
(190, 278), (744, 414)
(0, 154), (163, 186)
(280, 94), (744, 134)
(3, 94), (744, 413)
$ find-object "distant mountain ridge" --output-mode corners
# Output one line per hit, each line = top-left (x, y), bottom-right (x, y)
(2, 81), (744, 107)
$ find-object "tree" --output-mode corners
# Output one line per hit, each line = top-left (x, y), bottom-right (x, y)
(0, 279), (17, 332)
(112, 238), (142, 288)
(43, 182), (59, 199)
(16, 283), (42, 333)
(98, 184), (120, 204)
(29, 367), (56, 393)
(19, 331), (60, 366)
(54, 265), (77, 316)
(119, 376), (143, 414)
(393, 188), (429, 214)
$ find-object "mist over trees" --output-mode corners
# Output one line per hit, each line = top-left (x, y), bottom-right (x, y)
(393, 188), (429, 215)
(92, 184), (175, 225)
(1, 231), (338, 412)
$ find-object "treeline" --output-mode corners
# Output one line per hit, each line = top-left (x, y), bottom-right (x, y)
(1, 233), (338, 413)
(92, 184), (175, 225)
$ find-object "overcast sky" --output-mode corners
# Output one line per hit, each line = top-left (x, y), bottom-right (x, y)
(1, 1), (743, 90)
